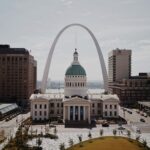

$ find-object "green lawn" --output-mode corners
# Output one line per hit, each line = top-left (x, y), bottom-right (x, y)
(67, 136), (147, 150)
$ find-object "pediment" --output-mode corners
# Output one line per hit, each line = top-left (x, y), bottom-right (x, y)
(63, 96), (91, 104)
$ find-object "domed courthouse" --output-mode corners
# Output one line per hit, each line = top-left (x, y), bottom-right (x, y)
(30, 50), (119, 126)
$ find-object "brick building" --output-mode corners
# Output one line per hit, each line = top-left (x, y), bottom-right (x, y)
(0, 45), (37, 106)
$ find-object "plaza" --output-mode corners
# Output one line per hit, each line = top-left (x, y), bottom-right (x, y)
(26, 123), (150, 150)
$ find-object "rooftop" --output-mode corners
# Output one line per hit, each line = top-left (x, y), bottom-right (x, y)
(30, 92), (119, 102)
(0, 103), (18, 114)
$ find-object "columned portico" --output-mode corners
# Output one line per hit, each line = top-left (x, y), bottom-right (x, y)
(63, 97), (91, 124)
(66, 105), (88, 121)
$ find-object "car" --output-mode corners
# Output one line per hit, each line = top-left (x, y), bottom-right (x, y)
(140, 118), (145, 122)
(102, 121), (109, 127)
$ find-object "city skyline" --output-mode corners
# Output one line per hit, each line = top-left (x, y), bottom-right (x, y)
(0, 0), (150, 81)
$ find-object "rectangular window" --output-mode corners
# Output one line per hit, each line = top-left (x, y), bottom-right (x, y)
(35, 111), (37, 116)
(35, 104), (37, 109)
(110, 105), (112, 109)
(110, 111), (112, 116)
(57, 103), (59, 107)
(114, 111), (117, 116)
(44, 104), (47, 109)
(105, 105), (107, 109)
(40, 104), (42, 109)
(92, 103), (95, 108)
(105, 111), (107, 116)
(114, 105), (117, 109)
(61, 103), (63, 107)
(50, 103), (54, 107)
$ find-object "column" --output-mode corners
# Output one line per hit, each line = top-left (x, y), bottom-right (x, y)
(83, 106), (86, 120)
(63, 105), (65, 123)
(68, 106), (70, 120)
(73, 106), (75, 121)
(88, 106), (91, 124)
(78, 106), (80, 121)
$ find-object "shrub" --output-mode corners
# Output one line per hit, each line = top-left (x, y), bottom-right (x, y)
(59, 143), (65, 150)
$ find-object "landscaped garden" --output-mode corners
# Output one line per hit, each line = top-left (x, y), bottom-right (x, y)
(66, 136), (149, 150)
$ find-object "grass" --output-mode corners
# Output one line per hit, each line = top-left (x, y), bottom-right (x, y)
(67, 136), (147, 150)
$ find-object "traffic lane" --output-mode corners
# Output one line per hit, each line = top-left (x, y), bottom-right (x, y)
(119, 107), (150, 123)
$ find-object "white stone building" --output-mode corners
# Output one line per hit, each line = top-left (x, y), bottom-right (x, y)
(30, 49), (119, 125)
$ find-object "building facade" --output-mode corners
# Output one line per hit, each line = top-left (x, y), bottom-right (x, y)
(108, 49), (150, 107)
(0, 45), (37, 106)
(109, 73), (150, 107)
(108, 49), (131, 82)
(30, 49), (119, 125)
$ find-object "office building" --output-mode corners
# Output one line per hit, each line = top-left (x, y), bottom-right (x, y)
(0, 44), (37, 106)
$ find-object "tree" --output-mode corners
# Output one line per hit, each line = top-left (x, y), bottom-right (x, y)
(88, 131), (92, 142)
(113, 129), (117, 136)
(78, 135), (83, 147)
(68, 138), (74, 148)
(142, 139), (147, 148)
(59, 143), (65, 150)
(54, 127), (57, 135)
(136, 135), (140, 142)
(88, 131), (92, 139)
(36, 137), (42, 149)
(127, 130), (131, 139)
(100, 129), (104, 137)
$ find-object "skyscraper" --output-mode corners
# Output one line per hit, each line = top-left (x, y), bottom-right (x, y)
(108, 49), (132, 82)
(0, 45), (37, 107)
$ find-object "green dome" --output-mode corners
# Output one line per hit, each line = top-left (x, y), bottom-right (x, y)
(65, 64), (86, 76)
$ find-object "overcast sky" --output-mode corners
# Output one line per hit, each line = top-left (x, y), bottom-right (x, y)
(0, 0), (150, 82)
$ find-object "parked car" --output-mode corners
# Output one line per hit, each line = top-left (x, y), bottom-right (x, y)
(102, 121), (109, 127)
(140, 118), (145, 122)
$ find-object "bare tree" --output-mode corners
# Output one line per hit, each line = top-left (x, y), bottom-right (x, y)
(36, 137), (42, 148)
(100, 129), (104, 137)
(113, 129), (117, 136)
(136, 135), (140, 142)
(142, 139), (147, 148)
(78, 135), (83, 147)
(127, 130), (131, 139)
(54, 127), (57, 135)
(59, 143), (65, 150)
(68, 138), (74, 148)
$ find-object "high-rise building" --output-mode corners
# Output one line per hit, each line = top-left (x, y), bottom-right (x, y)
(108, 49), (150, 107)
(108, 49), (132, 82)
(0, 44), (37, 106)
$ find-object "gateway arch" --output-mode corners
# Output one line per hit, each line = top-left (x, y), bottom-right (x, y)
(41, 23), (108, 93)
